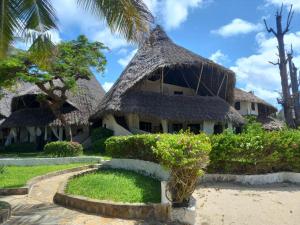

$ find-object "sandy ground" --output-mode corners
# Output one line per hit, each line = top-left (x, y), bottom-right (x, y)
(1, 169), (300, 225)
(195, 183), (300, 225)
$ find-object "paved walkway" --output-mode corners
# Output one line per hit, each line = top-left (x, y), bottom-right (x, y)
(1, 170), (300, 225)
(0, 170), (169, 225)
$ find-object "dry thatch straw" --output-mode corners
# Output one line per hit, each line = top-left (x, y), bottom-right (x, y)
(91, 26), (244, 125)
(1, 76), (105, 128)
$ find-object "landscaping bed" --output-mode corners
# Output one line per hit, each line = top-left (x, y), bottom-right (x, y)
(0, 163), (90, 189)
(66, 168), (161, 203)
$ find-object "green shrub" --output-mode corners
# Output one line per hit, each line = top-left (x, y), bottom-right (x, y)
(105, 134), (159, 162)
(208, 128), (300, 174)
(0, 166), (5, 174)
(91, 127), (113, 142)
(153, 131), (211, 205)
(91, 138), (107, 153)
(3, 143), (36, 152)
(44, 141), (83, 157)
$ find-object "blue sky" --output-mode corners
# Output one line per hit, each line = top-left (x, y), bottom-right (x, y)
(16, 0), (300, 108)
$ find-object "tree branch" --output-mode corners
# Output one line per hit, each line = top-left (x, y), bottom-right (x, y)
(264, 19), (277, 36)
(283, 5), (294, 34)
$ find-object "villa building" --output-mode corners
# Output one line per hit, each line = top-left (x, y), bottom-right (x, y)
(90, 26), (244, 135)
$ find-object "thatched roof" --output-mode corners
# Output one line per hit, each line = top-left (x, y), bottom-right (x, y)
(1, 76), (105, 128)
(257, 116), (285, 131)
(92, 26), (238, 122)
(234, 88), (277, 113)
(0, 82), (32, 118)
(111, 91), (244, 125)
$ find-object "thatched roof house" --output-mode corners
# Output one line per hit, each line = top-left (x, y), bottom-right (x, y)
(234, 88), (284, 130)
(234, 88), (277, 116)
(91, 26), (244, 135)
(0, 76), (105, 146)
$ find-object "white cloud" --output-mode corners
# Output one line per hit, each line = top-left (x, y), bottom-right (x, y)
(102, 82), (114, 92)
(52, 0), (129, 50)
(118, 49), (138, 68)
(212, 19), (263, 37)
(265, 0), (300, 12)
(209, 50), (228, 64)
(162, 0), (205, 29)
(231, 31), (300, 105)
(144, 0), (210, 30)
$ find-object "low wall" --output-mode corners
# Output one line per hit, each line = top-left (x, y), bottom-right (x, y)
(54, 167), (171, 221)
(0, 165), (97, 196)
(0, 201), (11, 224)
(0, 156), (103, 166)
(201, 172), (300, 185)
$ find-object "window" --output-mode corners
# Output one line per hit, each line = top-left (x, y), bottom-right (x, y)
(139, 122), (152, 132)
(172, 124), (183, 133)
(234, 102), (240, 110)
(187, 124), (201, 134)
(251, 102), (256, 111)
(174, 91), (183, 95)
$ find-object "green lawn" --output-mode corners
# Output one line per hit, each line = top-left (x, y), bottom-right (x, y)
(66, 169), (161, 203)
(0, 163), (88, 188)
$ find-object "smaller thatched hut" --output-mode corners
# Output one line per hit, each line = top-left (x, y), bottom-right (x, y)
(234, 88), (284, 130)
(90, 26), (244, 135)
(0, 76), (105, 148)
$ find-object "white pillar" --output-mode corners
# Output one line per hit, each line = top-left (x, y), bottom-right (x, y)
(161, 120), (168, 133)
(203, 121), (215, 134)
(127, 113), (139, 131)
(59, 127), (63, 141)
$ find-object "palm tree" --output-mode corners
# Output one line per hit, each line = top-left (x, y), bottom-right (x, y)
(0, 0), (153, 60)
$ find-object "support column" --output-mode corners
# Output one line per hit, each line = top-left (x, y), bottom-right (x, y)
(203, 121), (215, 134)
(59, 127), (63, 141)
(161, 120), (168, 133)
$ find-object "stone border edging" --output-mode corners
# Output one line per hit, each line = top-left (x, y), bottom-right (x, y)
(54, 167), (171, 221)
(0, 201), (11, 224)
(201, 172), (300, 185)
(0, 164), (98, 196)
(0, 156), (103, 166)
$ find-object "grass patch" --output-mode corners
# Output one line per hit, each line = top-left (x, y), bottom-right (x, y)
(0, 163), (88, 188)
(66, 169), (161, 203)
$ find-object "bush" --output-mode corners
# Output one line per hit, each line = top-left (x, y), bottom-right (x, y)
(208, 128), (300, 174)
(105, 134), (159, 162)
(153, 131), (211, 206)
(44, 141), (83, 157)
(0, 166), (5, 174)
(90, 127), (114, 154)
(91, 127), (113, 143)
(3, 143), (36, 152)
(91, 138), (107, 154)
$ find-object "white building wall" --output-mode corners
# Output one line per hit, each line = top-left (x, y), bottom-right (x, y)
(138, 80), (195, 96)
(236, 101), (258, 116)
(203, 121), (215, 134)
(102, 114), (132, 136)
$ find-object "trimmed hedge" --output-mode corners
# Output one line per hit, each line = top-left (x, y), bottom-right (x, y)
(208, 129), (300, 174)
(91, 127), (113, 153)
(105, 126), (300, 175)
(105, 134), (159, 162)
(44, 141), (83, 157)
(2, 143), (36, 152)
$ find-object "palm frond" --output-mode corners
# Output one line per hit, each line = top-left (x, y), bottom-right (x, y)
(0, 0), (22, 58)
(18, 0), (58, 32)
(77, 0), (154, 43)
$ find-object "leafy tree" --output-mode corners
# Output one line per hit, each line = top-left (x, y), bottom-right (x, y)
(0, 35), (107, 139)
(0, 0), (153, 62)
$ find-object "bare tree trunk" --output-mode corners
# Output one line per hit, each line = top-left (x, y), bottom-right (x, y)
(287, 51), (300, 126)
(264, 5), (295, 128)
